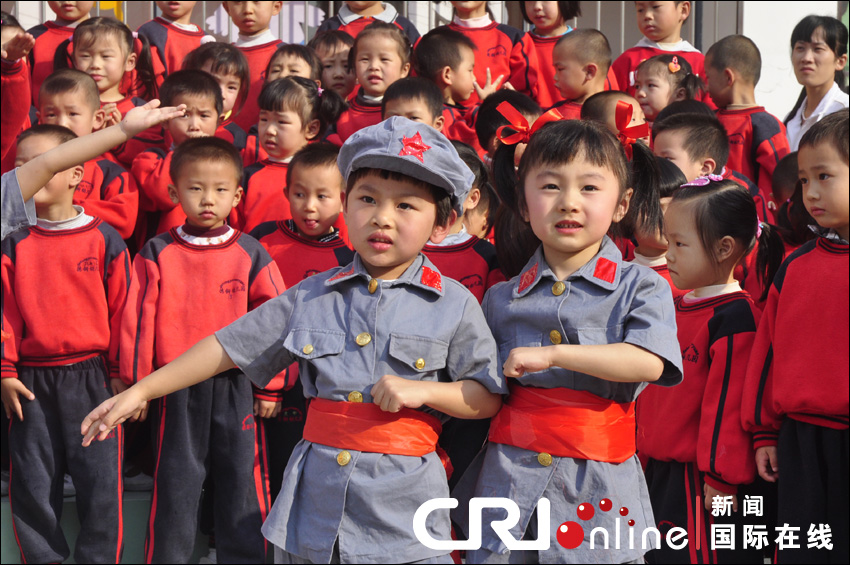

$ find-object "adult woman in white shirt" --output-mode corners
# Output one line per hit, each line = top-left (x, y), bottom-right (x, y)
(784, 15), (848, 151)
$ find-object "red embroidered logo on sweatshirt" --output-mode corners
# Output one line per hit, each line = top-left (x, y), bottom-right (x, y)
(219, 278), (246, 298)
(76, 257), (99, 272)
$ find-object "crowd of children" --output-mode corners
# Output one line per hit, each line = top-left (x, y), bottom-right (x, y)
(1, 1), (847, 564)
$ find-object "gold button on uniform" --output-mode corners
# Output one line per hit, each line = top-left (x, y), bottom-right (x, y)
(355, 332), (372, 346)
(337, 451), (352, 466)
(368, 279), (378, 294)
(414, 358), (426, 370)
(537, 452), (553, 467)
(549, 330), (562, 344)
(348, 391), (363, 403)
(552, 281), (566, 296)
(302, 344), (314, 355)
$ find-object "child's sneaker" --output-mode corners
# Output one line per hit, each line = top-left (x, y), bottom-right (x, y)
(63, 473), (76, 497)
(199, 549), (217, 564)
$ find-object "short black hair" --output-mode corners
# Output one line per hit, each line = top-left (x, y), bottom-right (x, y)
(308, 30), (355, 53)
(1, 11), (23, 30)
(655, 155), (688, 198)
(346, 167), (453, 226)
(798, 108), (849, 164)
(18, 124), (77, 147)
(519, 2), (581, 25)
(170, 137), (242, 185)
(39, 68), (101, 111)
(706, 35), (761, 86)
(653, 113), (729, 169)
(580, 91), (635, 124)
(413, 27), (476, 82)
(267, 43), (322, 82)
(654, 99), (716, 124)
(286, 142), (343, 189)
(159, 70), (224, 117)
(382, 77), (445, 122)
(475, 90), (541, 149)
(183, 42), (251, 112)
(451, 140), (496, 230)
(555, 28), (612, 71)
(636, 54), (703, 100)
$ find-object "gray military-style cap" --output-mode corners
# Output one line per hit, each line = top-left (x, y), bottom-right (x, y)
(337, 116), (474, 216)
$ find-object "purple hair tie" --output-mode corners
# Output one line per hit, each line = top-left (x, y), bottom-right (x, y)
(317, 87), (324, 97)
(680, 173), (724, 188)
(757, 221), (764, 239)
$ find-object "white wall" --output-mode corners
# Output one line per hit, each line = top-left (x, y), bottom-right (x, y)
(742, 1), (840, 120)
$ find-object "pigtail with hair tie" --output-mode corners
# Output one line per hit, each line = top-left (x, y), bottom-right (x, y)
(614, 100), (649, 160)
(495, 102), (563, 145)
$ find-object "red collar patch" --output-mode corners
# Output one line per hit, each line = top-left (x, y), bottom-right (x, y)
(420, 266), (442, 291)
(593, 257), (617, 284)
(517, 263), (538, 294)
(399, 132), (431, 163)
(329, 267), (354, 282)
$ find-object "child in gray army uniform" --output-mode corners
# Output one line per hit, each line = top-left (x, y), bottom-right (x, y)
(82, 117), (507, 564)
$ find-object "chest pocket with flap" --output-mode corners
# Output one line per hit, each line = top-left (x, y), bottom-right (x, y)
(388, 333), (449, 373)
(284, 328), (346, 359)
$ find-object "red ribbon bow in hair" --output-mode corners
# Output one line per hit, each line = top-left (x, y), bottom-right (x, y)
(495, 102), (564, 145)
(615, 100), (649, 160)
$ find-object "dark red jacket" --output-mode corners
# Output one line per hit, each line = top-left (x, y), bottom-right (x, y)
(2, 219), (130, 379)
(637, 291), (760, 492)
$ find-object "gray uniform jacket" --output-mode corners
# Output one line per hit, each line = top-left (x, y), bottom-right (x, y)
(1, 170), (37, 241)
(453, 237), (684, 564)
(216, 253), (506, 564)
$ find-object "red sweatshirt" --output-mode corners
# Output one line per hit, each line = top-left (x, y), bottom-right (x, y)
(444, 21), (539, 109)
(637, 291), (760, 492)
(548, 99), (582, 120)
(1, 219), (130, 379)
(137, 17), (205, 81)
(1, 58), (31, 173)
(652, 264), (688, 299)
(327, 94), (382, 145)
(316, 13), (420, 44)
(27, 21), (75, 107)
(237, 159), (291, 233)
(120, 226), (285, 388)
(716, 107), (790, 205)
(423, 236), (506, 304)
(241, 128), (267, 167)
(131, 148), (186, 244)
(77, 158), (139, 239)
(442, 103), (483, 155)
(743, 237), (849, 448)
(233, 40), (283, 132)
(216, 120), (248, 151)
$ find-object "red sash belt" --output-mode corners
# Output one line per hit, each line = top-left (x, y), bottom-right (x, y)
(303, 397), (442, 457)
(488, 384), (636, 463)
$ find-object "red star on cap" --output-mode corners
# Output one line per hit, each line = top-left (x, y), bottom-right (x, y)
(399, 132), (431, 163)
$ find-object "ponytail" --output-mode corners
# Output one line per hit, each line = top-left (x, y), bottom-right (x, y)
(614, 140), (662, 240)
(132, 33), (158, 100)
(678, 72), (705, 101)
(314, 86), (346, 138)
(755, 222), (786, 302)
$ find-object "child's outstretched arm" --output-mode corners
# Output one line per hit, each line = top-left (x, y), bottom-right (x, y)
(503, 343), (665, 383)
(371, 376), (502, 419)
(16, 99), (186, 202)
(81, 334), (235, 446)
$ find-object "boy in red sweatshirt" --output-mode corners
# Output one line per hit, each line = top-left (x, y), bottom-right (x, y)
(121, 137), (285, 563)
(38, 69), (139, 238)
(743, 110), (849, 564)
(224, 0), (283, 132)
(26, 0), (93, 107)
(132, 69), (223, 243)
(2, 124), (129, 564)
(705, 35), (790, 208)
